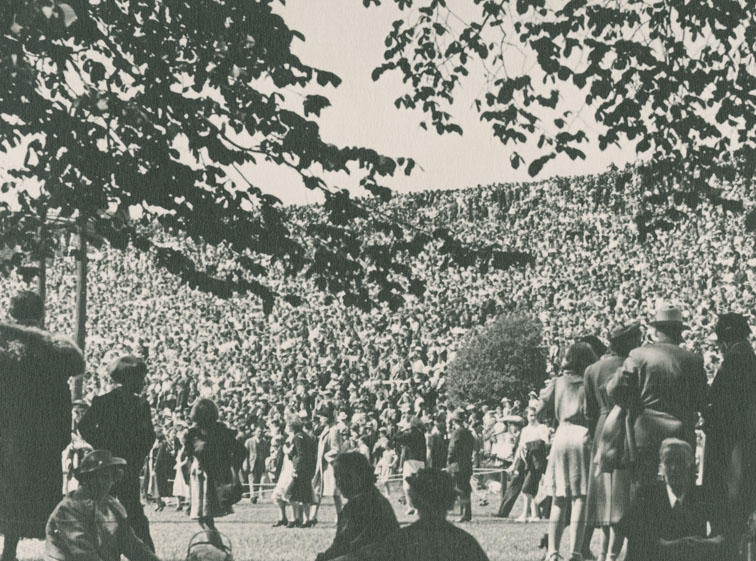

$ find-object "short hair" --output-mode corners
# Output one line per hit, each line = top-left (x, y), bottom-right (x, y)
(562, 342), (597, 374)
(659, 438), (695, 467)
(406, 468), (456, 513)
(9, 291), (43, 322)
(190, 398), (219, 428)
(333, 452), (374, 491)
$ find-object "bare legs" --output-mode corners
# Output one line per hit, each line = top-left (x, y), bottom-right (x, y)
(548, 496), (587, 560)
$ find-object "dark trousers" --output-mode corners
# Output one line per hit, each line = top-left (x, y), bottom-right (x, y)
(113, 470), (155, 551)
(498, 469), (523, 517)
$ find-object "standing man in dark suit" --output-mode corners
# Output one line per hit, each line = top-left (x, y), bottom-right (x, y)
(427, 418), (448, 469)
(619, 438), (723, 561)
(608, 304), (708, 488)
(704, 312), (756, 559)
(78, 356), (156, 550)
(447, 410), (475, 523)
(244, 426), (268, 504)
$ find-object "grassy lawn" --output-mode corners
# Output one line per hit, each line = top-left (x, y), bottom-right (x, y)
(6, 494), (599, 561)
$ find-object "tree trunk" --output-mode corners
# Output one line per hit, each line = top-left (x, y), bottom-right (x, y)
(73, 215), (87, 400)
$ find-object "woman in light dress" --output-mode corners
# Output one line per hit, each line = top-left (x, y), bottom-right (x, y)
(271, 428), (295, 527)
(537, 342), (597, 561)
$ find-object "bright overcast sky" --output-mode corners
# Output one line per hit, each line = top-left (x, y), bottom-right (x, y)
(0, 1), (634, 208)
(255, 0), (632, 206)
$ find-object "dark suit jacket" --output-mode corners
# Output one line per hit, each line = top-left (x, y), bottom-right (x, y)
(619, 482), (722, 561)
(704, 341), (756, 530)
(319, 486), (400, 561)
(608, 343), (708, 450)
(79, 386), (156, 475)
(427, 432), (448, 469)
(447, 427), (474, 476)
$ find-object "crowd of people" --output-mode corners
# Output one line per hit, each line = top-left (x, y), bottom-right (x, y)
(1, 168), (756, 560)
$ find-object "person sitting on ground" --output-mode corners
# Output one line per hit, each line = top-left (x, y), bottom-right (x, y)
(314, 452), (399, 561)
(333, 468), (489, 561)
(618, 438), (724, 561)
(45, 449), (160, 561)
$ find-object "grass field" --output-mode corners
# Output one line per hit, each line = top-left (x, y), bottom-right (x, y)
(6, 494), (603, 561)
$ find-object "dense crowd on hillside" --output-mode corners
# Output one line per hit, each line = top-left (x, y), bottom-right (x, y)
(1, 168), (755, 455)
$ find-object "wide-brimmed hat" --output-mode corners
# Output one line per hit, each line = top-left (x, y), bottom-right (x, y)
(9, 291), (44, 322)
(76, 449), (126, 477)
(109, 355), (147, 384)
(650, 304), (689, 330)
(609, 321), (642, 342)
(450, 409), (466, 423)
(502, 415), (525, 425)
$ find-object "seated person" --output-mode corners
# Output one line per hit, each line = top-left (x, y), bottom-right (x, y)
(618, 438), (724, 561)
(46, 450), (160, 561)
(334, 468), (490, 561)
(315, 452), (400, 561)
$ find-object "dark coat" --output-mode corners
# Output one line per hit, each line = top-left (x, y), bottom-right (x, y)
(395, 427), (426, 463)
(427, 432), (447, 469)
(447, 427), (474, 477)
(337, 517), (490, 561)
(608, 343), (708, 451)
(184, 422), (244, 485)
(0, 322), (83, 538)
(618, 482), (723, 561)
(704, 340), (756, 533)
(319, 486), (399, 561)
(79, 386), (156, 476)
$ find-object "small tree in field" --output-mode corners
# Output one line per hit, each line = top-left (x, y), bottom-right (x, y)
(447, 314), (547, 406)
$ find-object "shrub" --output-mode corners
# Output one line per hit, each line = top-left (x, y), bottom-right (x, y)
(447, 314), (547, 406)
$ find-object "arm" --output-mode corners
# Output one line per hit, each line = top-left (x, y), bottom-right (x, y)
(45, 501), (106, 561)
(584, 370), (600, 437)
(136, 401), (157, 462)
(535, 377), (556, 424)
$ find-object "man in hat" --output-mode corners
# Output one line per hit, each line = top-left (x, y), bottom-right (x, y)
(608, 304), (708, 488)
(0, 291), (84, 561)
(584, 321), (642, 560)
(447, 410), (475, 522)
(79, 356), (156, 550)
(704, 312), (756, 559)
(45, 450), (160, 561)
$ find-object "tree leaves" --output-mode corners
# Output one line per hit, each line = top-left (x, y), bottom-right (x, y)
(303, 94), (331, 117)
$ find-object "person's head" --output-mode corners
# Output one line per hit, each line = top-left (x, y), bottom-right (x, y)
(561, 342), (597, 375)
(406, 468), (456, 519)
(650, 304), (688, 344)
(333, 452), (374, 499)
(287, 416), (304, 435)
(9, 290), (43, 327)
(715, 312), (751, 352)
(190, 398), (219, 429)
(577, 335), (607, 359)
(609, 321), (643, 357)
(508, 420), (521, 434)
(75, 450), (127, 499)
(526, 407), (537, 425)
(659, 438), (695, 497)
(254, 426), (264, 439)
(109, 355), (148, 393)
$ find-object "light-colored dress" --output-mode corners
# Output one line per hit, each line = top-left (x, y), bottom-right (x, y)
(271, 441), (294, 503)
(537, 373), (591, 498)
(173, 449), (189, 499)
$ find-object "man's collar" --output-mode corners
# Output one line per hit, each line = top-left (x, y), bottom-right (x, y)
(666, 483), (686, 508)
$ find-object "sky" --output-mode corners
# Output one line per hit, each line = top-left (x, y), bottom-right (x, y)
(0, 0), (634, 208)
(252, 0), (632, 206)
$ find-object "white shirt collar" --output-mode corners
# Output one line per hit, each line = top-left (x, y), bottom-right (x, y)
(666, 484), (685, 508)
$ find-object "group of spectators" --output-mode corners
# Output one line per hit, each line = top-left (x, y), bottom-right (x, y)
(1, 167), (756, 560)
